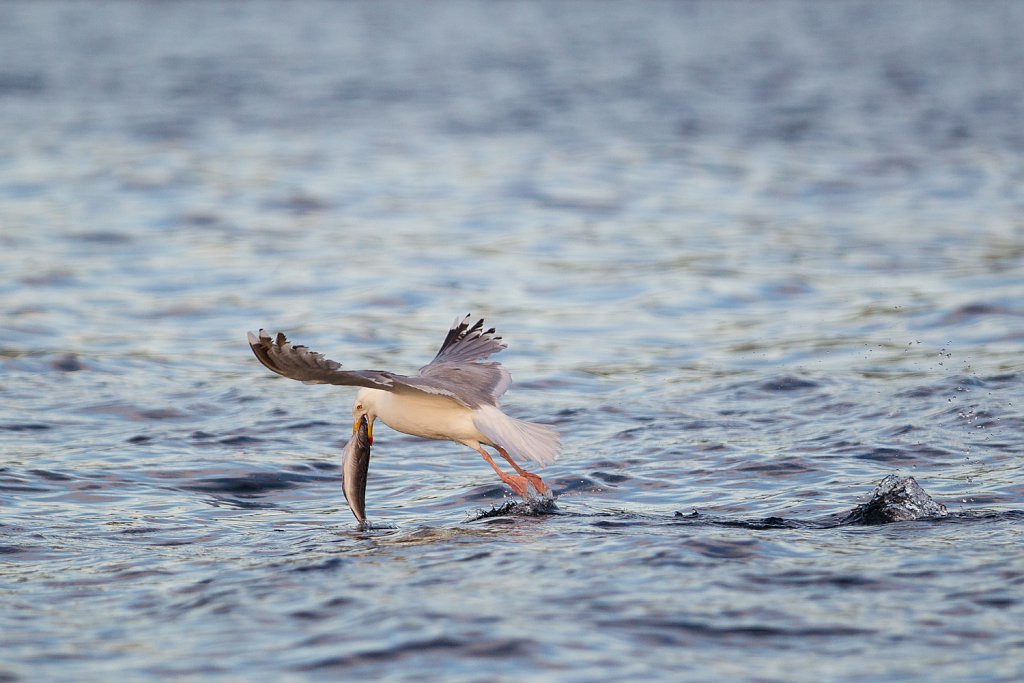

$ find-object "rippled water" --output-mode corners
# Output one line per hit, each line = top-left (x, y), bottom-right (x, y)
(3, 2), (1023, 681)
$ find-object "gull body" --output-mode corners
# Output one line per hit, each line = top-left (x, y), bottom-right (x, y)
(354, 388), (481, 444)
(248, 315), (560, 499)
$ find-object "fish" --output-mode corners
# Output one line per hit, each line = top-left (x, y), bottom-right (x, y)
(342, 414), (372, 526)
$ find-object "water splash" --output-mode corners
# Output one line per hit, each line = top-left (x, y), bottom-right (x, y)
(840, 475), (949, 525)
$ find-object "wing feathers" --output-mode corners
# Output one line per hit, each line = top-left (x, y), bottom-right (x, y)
(247, 329), (394, 390)
(430, 314), (507, 365)
(249, 315), (517, 408)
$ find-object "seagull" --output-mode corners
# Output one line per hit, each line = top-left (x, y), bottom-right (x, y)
(247, 315), (560, 498)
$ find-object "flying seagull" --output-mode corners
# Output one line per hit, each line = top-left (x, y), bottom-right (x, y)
(247, 315), (560, 498)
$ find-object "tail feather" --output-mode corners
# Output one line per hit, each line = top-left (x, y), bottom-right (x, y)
(473, 405), (561, 467)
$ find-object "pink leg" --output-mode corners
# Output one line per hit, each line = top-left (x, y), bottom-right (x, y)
(474, 446), (537, 498)
(495, 446), (550, 496)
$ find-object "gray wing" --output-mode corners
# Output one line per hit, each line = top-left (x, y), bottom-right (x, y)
(247, 329), (400, 391)
(427, 315), (507, 364)
(409, 315), (513, 408)
(248, 317), (514, 409)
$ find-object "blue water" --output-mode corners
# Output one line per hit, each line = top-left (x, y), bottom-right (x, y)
(2, 1), (1023, 681)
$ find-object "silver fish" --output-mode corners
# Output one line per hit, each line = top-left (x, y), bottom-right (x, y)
(342, 414), (372, 526)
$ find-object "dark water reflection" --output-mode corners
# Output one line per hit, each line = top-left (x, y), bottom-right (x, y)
(3, 1), (1024, 681)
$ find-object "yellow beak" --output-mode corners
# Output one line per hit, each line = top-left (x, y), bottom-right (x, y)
(352, 415), (373, 445)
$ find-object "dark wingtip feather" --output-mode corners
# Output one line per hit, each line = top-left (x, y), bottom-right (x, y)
(429, 314), (508, 365)
(248, 329), (278, 373)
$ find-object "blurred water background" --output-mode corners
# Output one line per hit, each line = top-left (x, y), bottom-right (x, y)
(2, 1), (1023, 681)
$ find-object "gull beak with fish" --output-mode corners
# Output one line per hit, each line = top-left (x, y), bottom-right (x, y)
(248, 315), (561, 520)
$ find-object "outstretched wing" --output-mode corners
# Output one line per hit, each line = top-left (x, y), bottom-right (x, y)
(412, 315), (512, 407)
(247, 329), (398, 390)
(427, 314), (507, 365)
(248, 315), (515, 409)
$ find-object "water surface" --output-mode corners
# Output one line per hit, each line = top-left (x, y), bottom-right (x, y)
(2, 2), (1023, 681)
